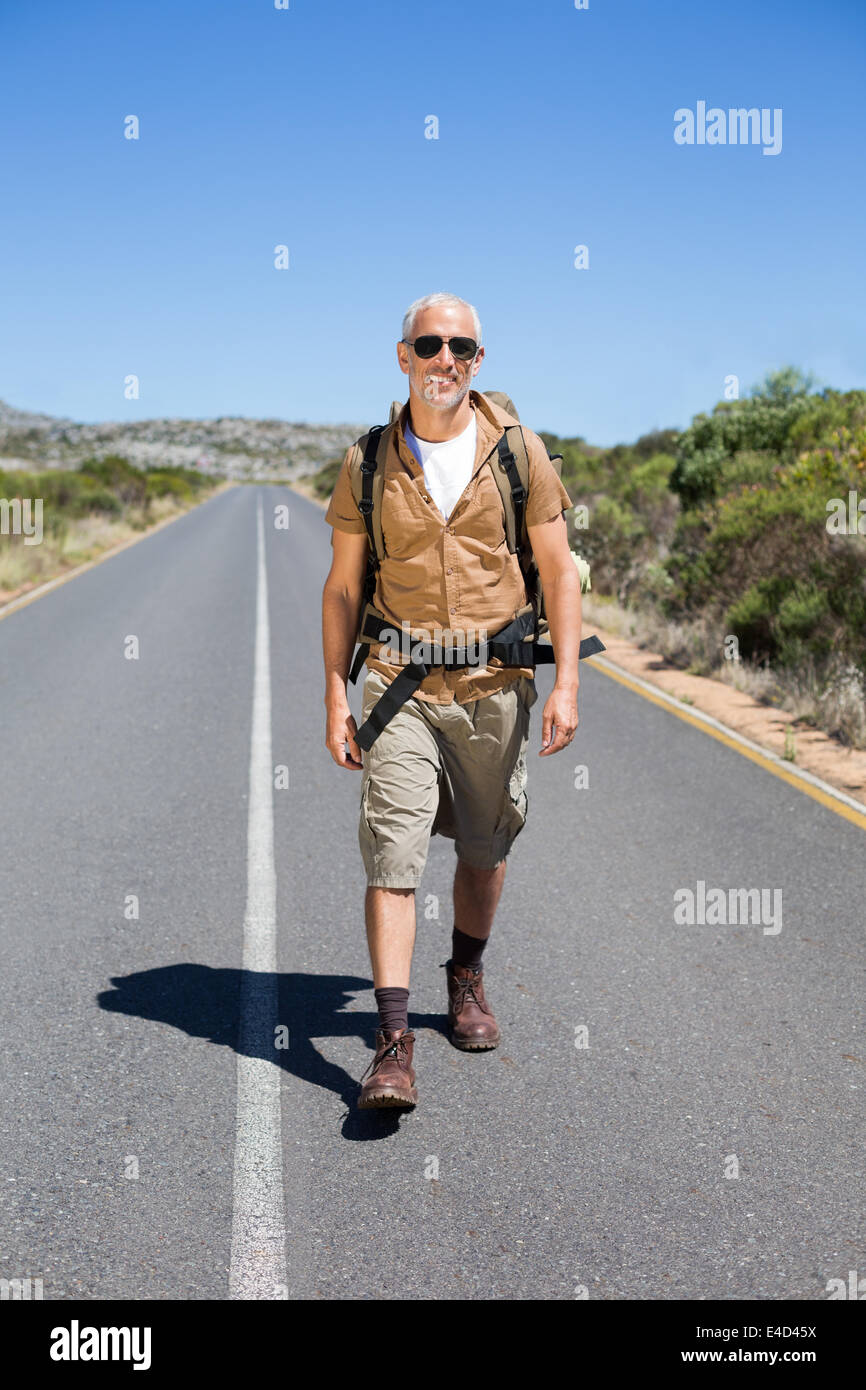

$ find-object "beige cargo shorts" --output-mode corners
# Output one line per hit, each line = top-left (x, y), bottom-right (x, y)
(358, 667), (538, 888)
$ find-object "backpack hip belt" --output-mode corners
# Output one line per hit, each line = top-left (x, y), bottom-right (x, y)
(355, 607), (604, 751)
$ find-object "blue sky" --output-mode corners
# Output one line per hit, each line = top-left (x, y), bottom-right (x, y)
(1, 0), (864, 445)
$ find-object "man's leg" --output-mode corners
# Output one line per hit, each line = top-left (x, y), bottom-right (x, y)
(356, 672), (439, 1107)
(452, 858), (506, 964)
(364, 885), (416, 1047)
(441, 678), (537, 1049)
(445, 860), (506, 1049)
(365, 885), (416, 986)
(358, 884), (421, 1111)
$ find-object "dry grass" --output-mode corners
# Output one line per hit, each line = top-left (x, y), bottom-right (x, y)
(582, 592), (866, 749)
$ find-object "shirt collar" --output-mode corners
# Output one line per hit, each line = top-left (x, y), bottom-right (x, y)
(394, 390), (502, 476)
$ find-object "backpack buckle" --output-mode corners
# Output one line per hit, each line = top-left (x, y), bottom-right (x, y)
(357, 497), (374, 514)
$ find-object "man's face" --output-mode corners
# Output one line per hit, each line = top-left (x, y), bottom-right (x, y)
(396, 304), (485, 411)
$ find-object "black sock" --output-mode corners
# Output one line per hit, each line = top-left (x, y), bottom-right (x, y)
(374, 986), (409, 1034)
(451, 927), (489, 970)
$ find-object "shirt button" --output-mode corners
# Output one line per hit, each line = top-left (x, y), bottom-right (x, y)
(450, 606), (456, 614)
(446, 568), (452, 575)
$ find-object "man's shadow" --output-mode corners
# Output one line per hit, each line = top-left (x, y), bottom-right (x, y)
(97, 965), (446, 1140)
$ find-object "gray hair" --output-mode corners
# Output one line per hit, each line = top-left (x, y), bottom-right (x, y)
(401, 292), (482, 345)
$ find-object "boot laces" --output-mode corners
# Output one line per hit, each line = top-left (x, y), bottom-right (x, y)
(445, 963), (488, 1014)
(360, 1032), (411, 1083)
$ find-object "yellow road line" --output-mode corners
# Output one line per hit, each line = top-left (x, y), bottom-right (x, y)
(589, 654), (866, 834)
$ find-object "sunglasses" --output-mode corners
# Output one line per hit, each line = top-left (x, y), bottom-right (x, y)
(402, 334), (479, 362)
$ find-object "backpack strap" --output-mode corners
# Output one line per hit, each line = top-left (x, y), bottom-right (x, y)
(491, 424), (530, 555)
(347, 632), (370, 685)
(347, 422), (391, 684)
(350, 424), (389, 563)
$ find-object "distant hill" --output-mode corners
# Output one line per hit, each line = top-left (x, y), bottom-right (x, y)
(0, 398), (369, 482)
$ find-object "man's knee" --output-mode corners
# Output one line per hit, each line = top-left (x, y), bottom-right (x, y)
(455, 857), (506, 881)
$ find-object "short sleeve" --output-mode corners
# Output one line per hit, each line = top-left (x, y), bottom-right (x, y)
(524, 431), (573, 526)
(324, 445), (367, 535)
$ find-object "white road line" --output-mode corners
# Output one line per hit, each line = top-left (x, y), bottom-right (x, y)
(229, 494), (287, 1299)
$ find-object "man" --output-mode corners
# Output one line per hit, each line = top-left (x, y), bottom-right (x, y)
(322, 291), (581, 1109)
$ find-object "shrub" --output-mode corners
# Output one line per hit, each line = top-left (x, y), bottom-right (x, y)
(669, 368), (820, 510)
(145, 471), (194, 502)
(312, 458), (343, 499)
(78, 454), (148, 508)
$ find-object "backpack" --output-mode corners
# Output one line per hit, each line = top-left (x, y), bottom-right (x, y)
(345, 390), (593, 686)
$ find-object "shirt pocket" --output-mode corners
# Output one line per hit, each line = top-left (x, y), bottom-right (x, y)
(381, 478), (435, 559)
(463, 473), (508, 560)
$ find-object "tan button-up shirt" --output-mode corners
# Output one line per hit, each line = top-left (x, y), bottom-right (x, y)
(325, 389), (573, 704)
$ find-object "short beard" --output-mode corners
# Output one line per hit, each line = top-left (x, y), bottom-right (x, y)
(411, 371), (473, 411)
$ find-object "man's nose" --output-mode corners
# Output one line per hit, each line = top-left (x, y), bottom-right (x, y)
(431, 343), (456, 368)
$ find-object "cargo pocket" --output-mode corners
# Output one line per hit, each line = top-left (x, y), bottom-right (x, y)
(431, 763), (457, 842)
(359, 772), (379, 851)
(507, 748), (529, 820)
(492, 683), (532, 846)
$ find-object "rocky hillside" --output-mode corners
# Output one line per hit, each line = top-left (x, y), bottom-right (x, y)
(0, 398), (368, 482)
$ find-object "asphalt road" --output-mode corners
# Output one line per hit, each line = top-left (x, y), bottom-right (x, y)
(1, 483), (863, 1301)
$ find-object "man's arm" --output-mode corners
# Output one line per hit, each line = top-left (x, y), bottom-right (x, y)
(526, 511), (582, 757)
(322, 528), (369, 769)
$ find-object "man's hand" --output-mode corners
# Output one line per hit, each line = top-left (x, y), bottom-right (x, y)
(322, 528), (368, 769)
(326, 697), (363, 769)
(539, 683), (579, 757)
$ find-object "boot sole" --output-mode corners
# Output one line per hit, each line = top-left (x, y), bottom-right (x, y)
(357, 1087), (418, 1109)
(449, 1033), (501, 1051)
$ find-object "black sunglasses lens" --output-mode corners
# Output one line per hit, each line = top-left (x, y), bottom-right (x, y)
(410, 335), (478, 360)
(450, 337), (477, 360)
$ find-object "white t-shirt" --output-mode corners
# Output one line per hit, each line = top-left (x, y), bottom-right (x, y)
(403, 412), (477, 521)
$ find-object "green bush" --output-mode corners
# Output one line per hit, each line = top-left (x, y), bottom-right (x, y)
(0, 456), (213, 530)
(78, 454), (148, 507)
(667, 482), (865, 671)
(31, 470), (122, 517)
(145, 471), (194, 502)
(312, 458), (343, 499)
(624, 451), (676, 500)
(669, 369), (820, 510)
(570, 495), (649, 604)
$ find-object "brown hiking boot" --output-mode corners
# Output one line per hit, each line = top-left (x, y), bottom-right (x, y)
(444, 960), (501, 1050)
(357, 1028), (418, 1109)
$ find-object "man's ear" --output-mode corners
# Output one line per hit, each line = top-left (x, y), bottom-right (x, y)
(471, 346), (485, 377)
(396, 342), (410, 376)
